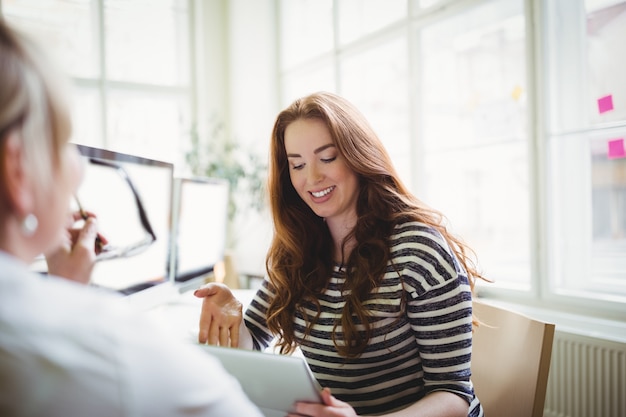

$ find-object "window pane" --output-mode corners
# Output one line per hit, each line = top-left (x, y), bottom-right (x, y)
(414, 0), (447, 9)
(279, 0), (334, 70)
(546, 0), (626, 133)
(420, 0), (529, 286)
(339, 37), (412, 188)
(104, 0), (189, 86)
(71, 86), (103, 147)
(106, 91), (190, 166)
(547, 130), (626, 299)
(337, 0), (407, 45)
(424, 144), (530, 288)
(412, 0), (463, 15)
(546, 132), (590, 291)
(281, 63), (336, 107)
(586, 1), (626, 125)
(546, 0), (626, 301)
(591, 136), (626, 255)
(590, 140), (626, 293)
(421, 0), (526, 151)
(544, 1), (586, 133)
(2, 0), (98, 78)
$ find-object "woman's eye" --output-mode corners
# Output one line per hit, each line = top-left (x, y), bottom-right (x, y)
(291, 163), (304, 170)
(321, 156), (336, 163)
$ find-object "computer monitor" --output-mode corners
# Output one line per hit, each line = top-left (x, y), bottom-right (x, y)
(170, 176), (230, 287)
(74, 144), (174, 296)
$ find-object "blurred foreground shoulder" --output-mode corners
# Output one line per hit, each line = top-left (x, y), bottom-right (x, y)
(0, 256), (262, 417)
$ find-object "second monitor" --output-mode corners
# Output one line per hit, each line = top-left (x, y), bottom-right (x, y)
(170, 176), (230, 286)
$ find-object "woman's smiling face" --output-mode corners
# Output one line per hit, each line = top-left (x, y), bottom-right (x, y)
(284, 118), (359, 228)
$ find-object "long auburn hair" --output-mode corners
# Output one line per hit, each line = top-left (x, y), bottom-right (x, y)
(265, 92), (485, 357)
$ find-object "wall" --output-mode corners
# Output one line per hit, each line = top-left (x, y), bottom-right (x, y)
(198, 0), (279, 275)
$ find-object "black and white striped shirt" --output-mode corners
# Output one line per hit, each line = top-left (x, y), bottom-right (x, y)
(244, 221), (484, 416)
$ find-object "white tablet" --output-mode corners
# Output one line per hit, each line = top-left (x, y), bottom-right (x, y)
(200, 345), (323, 417)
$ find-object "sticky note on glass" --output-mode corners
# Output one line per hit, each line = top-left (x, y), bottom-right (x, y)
(597, 94), (614, 113)
(608, 138), (626, 159)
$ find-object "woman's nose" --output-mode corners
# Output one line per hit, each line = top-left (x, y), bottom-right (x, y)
(307, 164), (323, 184)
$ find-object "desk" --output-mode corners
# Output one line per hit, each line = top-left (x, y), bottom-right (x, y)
(142, 289), (258, 343)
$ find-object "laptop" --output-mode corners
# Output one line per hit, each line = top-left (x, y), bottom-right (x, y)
(200, 345), (323, 417)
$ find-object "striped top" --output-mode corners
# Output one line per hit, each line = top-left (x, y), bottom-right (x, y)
(244, 221), (484, 416)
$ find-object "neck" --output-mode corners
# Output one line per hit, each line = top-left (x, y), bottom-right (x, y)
(326, 219), (356, 264)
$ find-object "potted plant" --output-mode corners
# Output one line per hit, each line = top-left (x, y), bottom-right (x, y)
(185, 118), (267, 249)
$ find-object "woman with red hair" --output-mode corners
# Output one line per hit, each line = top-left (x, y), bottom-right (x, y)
(196, 91), (486, 417)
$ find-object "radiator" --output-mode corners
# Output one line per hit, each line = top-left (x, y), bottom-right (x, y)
(543, 330), (626, 417)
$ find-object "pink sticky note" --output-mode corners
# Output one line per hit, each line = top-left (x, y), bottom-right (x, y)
(598, 95), (614, 113)
(608, 138), (626, 160)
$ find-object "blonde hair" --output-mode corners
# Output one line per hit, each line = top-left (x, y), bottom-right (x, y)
(265, 92), (485, 357)
(0, 18), (72, 189)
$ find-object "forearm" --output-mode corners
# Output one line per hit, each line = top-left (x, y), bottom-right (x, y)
(380, 391), (468, 417)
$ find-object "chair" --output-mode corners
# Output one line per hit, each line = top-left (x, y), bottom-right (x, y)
(471, 300), (556, 417)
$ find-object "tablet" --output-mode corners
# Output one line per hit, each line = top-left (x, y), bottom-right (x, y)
(200, 345), (323, 417)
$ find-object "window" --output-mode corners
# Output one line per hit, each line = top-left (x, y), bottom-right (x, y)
(337, 0), (407, 45)
(419, 0), (529, 289)
(279, 0), (412, 186)
(340, 36), (412, 187)
(279, 0), (334, 70)
(280, 0), (530, 287)
(278, 0), (626, 314)
(1, 0), (193, 166)
(6, 0), (624, 313)
(545, 0), (626, 304)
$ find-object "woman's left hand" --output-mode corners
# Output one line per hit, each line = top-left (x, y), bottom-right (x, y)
(288, 388), (358, 417)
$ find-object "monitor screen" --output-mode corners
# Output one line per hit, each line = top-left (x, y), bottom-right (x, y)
(171, 176), (229, 283)
(75, 144), (174, 295)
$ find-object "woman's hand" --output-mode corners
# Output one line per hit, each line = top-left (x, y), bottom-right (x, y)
(288, 388), (358, 417)
(45, 212), (104, 284)
(291, 390), (468, 417)
(194, 282), (243, 346)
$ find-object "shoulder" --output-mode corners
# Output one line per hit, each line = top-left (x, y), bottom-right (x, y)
(0, 259), (262, 417)
(388, 221), (465, 295)
(390, 221), (452, 259)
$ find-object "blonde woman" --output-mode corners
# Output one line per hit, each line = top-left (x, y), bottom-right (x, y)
(0, 19), (262, 417)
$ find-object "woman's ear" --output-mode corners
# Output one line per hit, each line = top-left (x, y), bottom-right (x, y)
(0, 131), (35, 217)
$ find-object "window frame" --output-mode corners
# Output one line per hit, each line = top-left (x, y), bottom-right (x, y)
(1, 0), (198, 168)
(276, 0), (626, 321)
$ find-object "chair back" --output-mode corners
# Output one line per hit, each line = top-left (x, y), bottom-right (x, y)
(471, 300), (555, 417)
